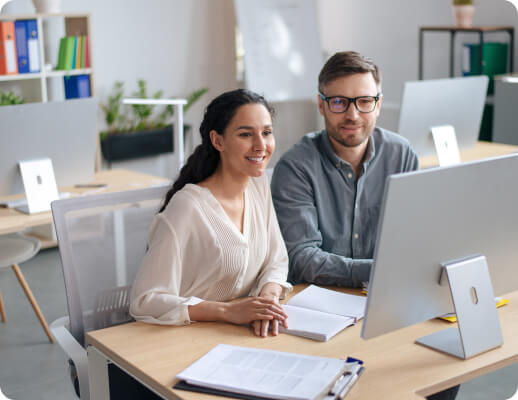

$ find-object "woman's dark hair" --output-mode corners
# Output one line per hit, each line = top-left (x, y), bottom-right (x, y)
(159, 88), (274, 212)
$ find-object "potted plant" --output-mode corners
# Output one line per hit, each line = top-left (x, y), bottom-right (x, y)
(453, 0), (475, 28)
(0, 91), (24, 106)
(100, 80), (207, 162)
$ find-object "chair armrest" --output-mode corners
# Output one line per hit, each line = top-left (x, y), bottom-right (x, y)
(50, 317), (90, 400)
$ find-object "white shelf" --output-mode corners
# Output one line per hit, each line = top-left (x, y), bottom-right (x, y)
(0, 72), (42, 82)
(45, 68), (93, 78)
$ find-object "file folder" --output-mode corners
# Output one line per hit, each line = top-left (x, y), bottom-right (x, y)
(14, 20), (29, 73)
(0, 21), (18, 75)
(26, 19), (40, 73)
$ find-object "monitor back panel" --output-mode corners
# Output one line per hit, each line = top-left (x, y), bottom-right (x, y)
(362, 154), (518, 339)
(397, 76), (488, 157)
(0, 98), (97, 196)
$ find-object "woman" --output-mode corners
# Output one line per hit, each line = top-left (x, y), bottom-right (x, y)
(130, 89), (292, 337)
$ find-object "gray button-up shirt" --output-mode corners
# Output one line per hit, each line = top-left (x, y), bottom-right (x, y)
(271, 128), (419, 287)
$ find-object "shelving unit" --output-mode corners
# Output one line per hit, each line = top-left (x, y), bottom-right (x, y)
(418, 26), (514, 80)
(0, 12), (93, 102)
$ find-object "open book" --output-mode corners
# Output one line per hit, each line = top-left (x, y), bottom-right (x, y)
(280, 285), (367, 342)
(176, 344), (364, 400)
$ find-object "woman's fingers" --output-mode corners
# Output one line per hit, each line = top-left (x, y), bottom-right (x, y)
(261, 319), (269, 337)
(252, 320), (261, 336)
(270, 319), (279, 336)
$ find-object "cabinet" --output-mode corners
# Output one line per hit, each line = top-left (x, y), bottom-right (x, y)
(0, 12), (93, 103)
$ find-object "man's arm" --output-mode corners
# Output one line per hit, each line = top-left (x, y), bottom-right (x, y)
(271, 159), (371, 288)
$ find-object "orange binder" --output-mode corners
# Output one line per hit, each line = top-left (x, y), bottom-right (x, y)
(0, 21), (18, 75)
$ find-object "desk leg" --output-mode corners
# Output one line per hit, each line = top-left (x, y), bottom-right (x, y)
(88, 346), (110, 400)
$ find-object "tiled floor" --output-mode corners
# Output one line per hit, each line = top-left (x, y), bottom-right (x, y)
(0, 248), (516, 399)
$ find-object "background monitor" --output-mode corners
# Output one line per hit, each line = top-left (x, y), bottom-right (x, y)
(397, 76), (489, 157)
(362, 154), (518, 349)
(0, 98), (98, 196)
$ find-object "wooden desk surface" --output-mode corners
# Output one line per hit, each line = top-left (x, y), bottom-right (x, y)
(0, 169), (169, 236)
(419, 141), (518, 169)
(86, 288), (518, 400)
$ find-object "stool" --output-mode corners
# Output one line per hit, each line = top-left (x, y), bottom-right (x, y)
(0, 233), (55, 343)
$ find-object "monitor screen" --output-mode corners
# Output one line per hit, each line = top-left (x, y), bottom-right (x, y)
(0, 98), (98, 196)
(362, 154), (518, 348)
(397, 76), (488, 157)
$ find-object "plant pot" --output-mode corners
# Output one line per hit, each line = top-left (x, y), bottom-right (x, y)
(453, 5), (475, 28)
(101, 125), (190, 162)
(32, 0), (61, 13)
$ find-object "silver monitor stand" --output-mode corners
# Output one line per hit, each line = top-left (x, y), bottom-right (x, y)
(416, 255), (503, 359)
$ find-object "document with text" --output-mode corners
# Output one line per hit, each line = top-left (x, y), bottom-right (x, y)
(280, 285), (367, 341)
(176, 344), (357, 400)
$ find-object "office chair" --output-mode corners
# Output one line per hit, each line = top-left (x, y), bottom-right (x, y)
(50, 185), (168, 400)
(0, 232), (54, 343)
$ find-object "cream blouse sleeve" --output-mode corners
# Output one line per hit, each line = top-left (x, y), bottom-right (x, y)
(130, 208), (203, 326)
(249, 175), (293, 298)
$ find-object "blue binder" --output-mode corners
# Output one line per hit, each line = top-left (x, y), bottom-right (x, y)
(64, 75), (91, 99)
(26, 19), (40, 72)
(14, 20), (29, 73)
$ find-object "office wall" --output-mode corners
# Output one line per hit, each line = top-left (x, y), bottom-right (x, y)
(318, 0), (518, 131)
(3, 0), (517, 175)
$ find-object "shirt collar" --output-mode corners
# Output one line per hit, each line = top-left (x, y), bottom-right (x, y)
(321, 129), (377, 169)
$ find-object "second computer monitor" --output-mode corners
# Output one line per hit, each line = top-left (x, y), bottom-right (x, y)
(0, 98), (98, 196)
(397, 76), (488, 157)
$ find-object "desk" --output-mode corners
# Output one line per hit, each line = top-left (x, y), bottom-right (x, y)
(419, 140), (518, 169)
(86, 287), (518, 400)
(0, 169), (169, 247)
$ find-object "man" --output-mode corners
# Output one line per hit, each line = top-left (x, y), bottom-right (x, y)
(271, 51), (418, 288)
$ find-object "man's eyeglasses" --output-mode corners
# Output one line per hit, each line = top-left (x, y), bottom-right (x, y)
(319, 92), (382, 114)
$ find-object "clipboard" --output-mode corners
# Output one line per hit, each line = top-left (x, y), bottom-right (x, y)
(174, 354), (364, 400)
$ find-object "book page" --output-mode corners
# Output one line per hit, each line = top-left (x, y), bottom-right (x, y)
(177, 344), (347, 400)
(287, 285), (366, 320)
(280, 305), (355, 341)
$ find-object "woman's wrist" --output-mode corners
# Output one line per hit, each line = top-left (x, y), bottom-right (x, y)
(259, 282), (283, 301)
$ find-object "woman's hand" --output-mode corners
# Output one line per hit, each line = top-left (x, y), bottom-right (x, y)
(251, 283), (288, 337)
(222, 296), (287, 326)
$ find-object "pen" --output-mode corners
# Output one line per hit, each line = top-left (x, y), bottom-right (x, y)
(328, 362), (360, 397)
(337, 366), (364, 399)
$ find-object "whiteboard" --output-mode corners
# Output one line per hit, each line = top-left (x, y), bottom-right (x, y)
(234, 0), (323, 102)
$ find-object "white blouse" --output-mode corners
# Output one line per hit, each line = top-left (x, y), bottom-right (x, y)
(130, 174), (292, 325)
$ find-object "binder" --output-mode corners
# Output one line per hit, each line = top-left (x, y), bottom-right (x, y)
(56, 37), (66, 70)
(175, 344), (365, 400)
(63, 36), (75, 70)
(0, 21), (18, 75)
(26, 19), (40, 72)
(70, 36), (78, 70)
(74, 35), (82, 69)
(80, 35), (86, 69)
(14, 20), (29, 73)
(64, 74), (91, 99)
(84, 35), (90, 68)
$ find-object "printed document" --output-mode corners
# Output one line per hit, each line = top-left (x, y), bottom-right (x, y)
(176, 344), (350, 400)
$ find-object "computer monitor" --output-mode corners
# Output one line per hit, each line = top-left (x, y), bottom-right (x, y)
(397, 76), (488, 157)
(362, 154), (518, 359)
(0, 98), (98, 196)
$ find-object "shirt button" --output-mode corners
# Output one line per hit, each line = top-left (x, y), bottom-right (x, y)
(347, 173), (353, 179)
(353, 233), (359, 239)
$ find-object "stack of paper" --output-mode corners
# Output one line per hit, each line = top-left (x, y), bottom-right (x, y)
(280, 285), (367, 341)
